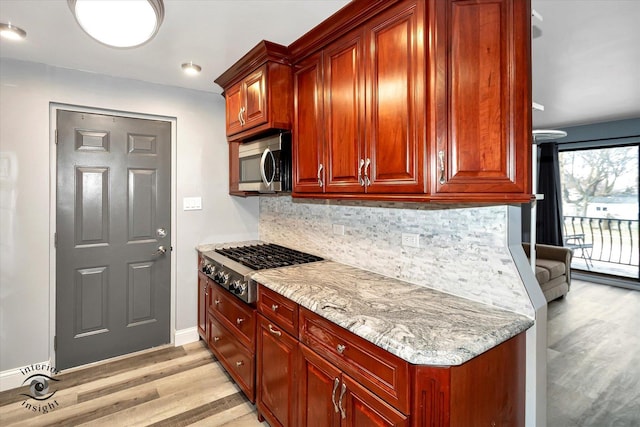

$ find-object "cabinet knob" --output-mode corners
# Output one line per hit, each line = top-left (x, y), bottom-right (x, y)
(236, 317), (245, 325)
(236, 360), (244, 367)
(271, 304), (279, 311)
(214, 299), (220, 305)
(213, 336), (220, 342)
(336, 344), (346, 354)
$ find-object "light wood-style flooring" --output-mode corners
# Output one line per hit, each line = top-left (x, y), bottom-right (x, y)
(547, 279), (640, 426)
(0, 341), (266, 426)
(1, 279), (638, 426)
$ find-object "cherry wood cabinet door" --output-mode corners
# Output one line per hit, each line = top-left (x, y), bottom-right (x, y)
(243, 66), (268, 130)
(256, 314), (298, 427)
(298, 344), (342, 427)
(432, 0), (531, 200)
(225, 81), (244, 136)
(323, 29), (366, 193)
(342, 375), (409, 427)
(197, 272), (208, 339)
(364, 0), (426, 194)
(293, 52), (325, 193)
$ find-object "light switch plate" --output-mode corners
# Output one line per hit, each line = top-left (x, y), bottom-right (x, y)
(183, 197), (202, 211)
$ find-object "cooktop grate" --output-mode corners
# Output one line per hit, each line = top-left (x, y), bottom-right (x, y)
(215, 243), (323, 270)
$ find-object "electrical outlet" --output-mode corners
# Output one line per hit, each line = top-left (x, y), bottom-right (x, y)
(332, 224), (345, 236)
(401, 232), (420, 248)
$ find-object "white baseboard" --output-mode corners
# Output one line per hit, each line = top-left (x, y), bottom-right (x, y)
(174, 327), (199, 347)
(0, 360), (51, 392)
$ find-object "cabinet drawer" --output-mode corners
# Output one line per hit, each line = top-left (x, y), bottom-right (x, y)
(210, 283), (256, 350)
(257, 285), (298, 338)
(208, 315), (255, 402)
(299, 307), (410, 414)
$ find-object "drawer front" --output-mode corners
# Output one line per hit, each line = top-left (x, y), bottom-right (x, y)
(257, 285), (298, 338)
(210, 283), (256, 350)
(299, 307), (410, 414)
(208, 315), (255, 402)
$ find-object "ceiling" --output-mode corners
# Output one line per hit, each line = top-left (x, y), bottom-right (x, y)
(1, 0), (638, 129)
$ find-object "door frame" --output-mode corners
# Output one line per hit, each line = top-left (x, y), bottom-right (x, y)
(48, 103), (178, 368)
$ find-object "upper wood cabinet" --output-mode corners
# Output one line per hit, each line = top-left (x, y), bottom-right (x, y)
(430, 0), (532, 201)
(293, 1), (426, 196)
(215, 41), (293, 142)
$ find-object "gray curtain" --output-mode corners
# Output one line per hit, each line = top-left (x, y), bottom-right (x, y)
(536, 142), (564, 246)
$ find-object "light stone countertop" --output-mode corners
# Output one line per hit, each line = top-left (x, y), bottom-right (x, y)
(253, 260), (534, 366)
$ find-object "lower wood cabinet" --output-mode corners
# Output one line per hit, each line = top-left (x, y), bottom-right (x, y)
(255, 285), (527, 427)
(256, 314), (298, 427)
(299, 343), (408, 427)
(197, 271), (208, 340)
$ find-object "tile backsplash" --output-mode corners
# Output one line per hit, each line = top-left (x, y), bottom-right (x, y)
(259, 196), (533, 317)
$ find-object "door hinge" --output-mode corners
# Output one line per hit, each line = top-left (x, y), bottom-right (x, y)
(54, 336), (57, 351)
(55, 129), (58, 145)
(54, 232), (57, 248)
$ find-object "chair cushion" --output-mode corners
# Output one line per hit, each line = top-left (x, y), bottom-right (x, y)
(535, 258), (566, 280)
(535, 266), (550, 283)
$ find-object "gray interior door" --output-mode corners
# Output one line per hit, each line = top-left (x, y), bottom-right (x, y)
(56, 110), (171, 370)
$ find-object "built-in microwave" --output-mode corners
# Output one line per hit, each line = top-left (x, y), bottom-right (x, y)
(238, 132), (291, 193)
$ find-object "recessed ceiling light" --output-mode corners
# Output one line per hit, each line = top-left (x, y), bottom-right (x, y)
(181, 62), (202, 76)
(0, 23), (27, 41)
(67, 0), (164, 48)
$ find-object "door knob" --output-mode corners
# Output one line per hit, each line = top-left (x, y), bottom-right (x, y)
(153, 246), (167, 256)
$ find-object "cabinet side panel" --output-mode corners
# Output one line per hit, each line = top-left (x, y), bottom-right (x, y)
(449, 332), (526, 427)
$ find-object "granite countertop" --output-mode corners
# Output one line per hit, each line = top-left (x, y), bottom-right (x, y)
(253, 261), (534, 366)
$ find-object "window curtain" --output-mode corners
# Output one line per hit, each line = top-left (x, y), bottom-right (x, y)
(536, 142), (565, 246)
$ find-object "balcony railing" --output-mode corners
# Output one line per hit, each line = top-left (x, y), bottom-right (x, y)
(563, 215), (639, 278)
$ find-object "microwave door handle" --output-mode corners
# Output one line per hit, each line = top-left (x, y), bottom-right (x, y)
(260, 148), (275, 187)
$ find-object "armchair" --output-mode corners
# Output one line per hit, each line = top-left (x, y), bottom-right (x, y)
(522, 243), (572, 303)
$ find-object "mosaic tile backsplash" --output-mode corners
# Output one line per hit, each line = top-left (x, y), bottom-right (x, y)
(259, 196), (534, 318)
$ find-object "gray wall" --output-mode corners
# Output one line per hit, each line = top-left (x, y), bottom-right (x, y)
(0, 59), (260, 372)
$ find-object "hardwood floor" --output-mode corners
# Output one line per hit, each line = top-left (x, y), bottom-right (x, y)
(1, 280), (637, 426)
(547, 279), (640, 426)
(0, 341), (266, 427)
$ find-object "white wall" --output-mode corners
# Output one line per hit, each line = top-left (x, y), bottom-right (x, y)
(0, 59), (260, 373)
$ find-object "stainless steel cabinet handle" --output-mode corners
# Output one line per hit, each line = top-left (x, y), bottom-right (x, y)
(336, 344), (346, 354)
(271, 304), (279, 311)
(152, 245), (167, 256)
(268, 324), (282, 337)
(331, 378), (340, 413)
(317, 163), (324, 188)
(364, 158), (371, 187)
(339, 382), (347, 419)
(238, 106), (246, 126)
(438, 150), (446, 185)
(358, 158), (365, 186)
(236, 317), (244, 325)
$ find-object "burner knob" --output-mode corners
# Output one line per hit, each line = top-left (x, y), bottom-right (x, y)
(236, 282), (247, 296)
(230, 280), (241, 293)
(202, 264), (212, 274)
(219, 272), (230, 285)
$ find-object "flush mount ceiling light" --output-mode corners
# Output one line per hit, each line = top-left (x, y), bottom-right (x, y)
(0, 23), (27, 41)
(181, 62), (202, 76)
(67, 0), (164, 48)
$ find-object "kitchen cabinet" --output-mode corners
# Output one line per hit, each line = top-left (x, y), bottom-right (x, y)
(197, 271), (208, 340)
(293, 1), (426, 196)
(256, 286), (299, 427)
(214, 41), (292, 142)
(429, 0), (532, 201)
(299, 343), (408, 427)
(207, 281), (257, 401)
